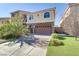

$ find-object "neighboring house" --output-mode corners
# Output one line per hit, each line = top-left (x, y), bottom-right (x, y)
(60, 3), (79, 36)
(0, 17), (10, 24)
(0, 8), (55, 35)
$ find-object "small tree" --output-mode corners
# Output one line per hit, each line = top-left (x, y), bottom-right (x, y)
(0, 22), (29, 39)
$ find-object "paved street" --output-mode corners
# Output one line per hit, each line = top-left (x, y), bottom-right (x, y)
(0, 35), (50, 56)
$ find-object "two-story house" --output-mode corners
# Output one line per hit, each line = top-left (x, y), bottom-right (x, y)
(11, 8), (56, 35)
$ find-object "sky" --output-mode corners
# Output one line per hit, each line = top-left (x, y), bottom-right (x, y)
(0, 3), (68, 26)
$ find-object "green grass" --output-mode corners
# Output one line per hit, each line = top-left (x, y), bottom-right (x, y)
(47, 34), (79, 56)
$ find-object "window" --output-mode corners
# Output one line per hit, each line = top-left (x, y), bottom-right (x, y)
(23, 15), (27, 22)
(21, 15), (27, 22)
(23, 15), (27, 19)
(44, 12), (50, 18)
(29, 16), (31, 20)
(29, 15), (33, 20)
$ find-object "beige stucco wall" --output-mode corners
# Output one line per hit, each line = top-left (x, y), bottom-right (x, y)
(27, 8), (55, 24)
(11, 8), (55, 24)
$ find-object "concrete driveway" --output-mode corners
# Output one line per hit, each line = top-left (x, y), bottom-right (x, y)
(0, 35), (50, 56)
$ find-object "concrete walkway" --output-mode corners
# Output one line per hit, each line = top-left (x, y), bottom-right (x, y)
(0, 35), (50, 56)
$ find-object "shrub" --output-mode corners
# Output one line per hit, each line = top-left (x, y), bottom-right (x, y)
(53, 33), (65, 40)
(49, 40), (54, 46)
(52, 33), (58, 39)
(49, 40), (64, 46)
(1, 33), (20, 39)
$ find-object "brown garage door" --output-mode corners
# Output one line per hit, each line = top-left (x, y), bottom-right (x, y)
(34, 23), (52, 35)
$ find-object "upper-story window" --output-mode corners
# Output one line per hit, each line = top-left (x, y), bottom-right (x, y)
(44, 12), (50, 18)
(23, 15), (27, 22)
(23, 15), (27, 19)
(29, 15), (33, 20)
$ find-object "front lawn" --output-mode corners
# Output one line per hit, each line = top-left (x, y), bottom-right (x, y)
(47, 34), (79, 56)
